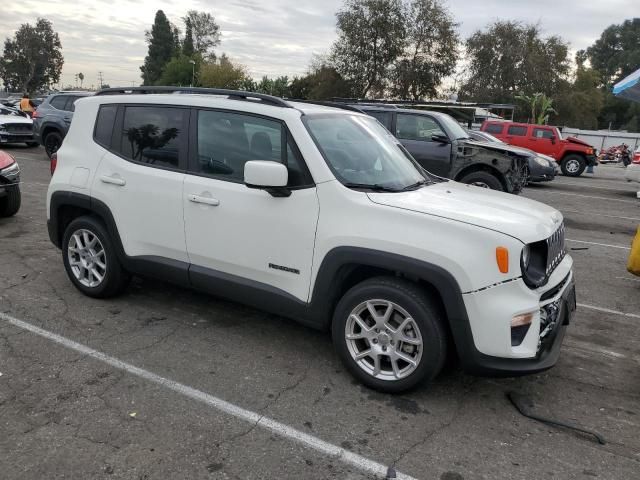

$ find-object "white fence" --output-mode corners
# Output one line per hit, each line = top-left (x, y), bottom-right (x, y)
(562, 127), (640, 151)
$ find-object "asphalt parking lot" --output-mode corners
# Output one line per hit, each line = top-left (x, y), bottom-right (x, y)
(1, 145), (639, 480)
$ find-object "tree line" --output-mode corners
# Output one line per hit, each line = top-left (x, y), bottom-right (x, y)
(0, 3), (638, 131)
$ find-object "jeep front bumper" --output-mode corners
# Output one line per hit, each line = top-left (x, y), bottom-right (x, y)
(456, 255), (575, 376)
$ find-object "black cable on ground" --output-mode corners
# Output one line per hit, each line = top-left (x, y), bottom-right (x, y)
(507, 392), (606, 445)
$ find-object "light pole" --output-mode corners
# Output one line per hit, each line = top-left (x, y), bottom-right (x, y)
(189, 60), (196, 87)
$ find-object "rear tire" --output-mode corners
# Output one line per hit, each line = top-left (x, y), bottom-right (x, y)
(62, 216), (130, 298)
(0, 186), (21, 217)
(459, 171), (504, 191)
(561, 154), (586, 177)
(43, 131), (63, 159)
(332, 276), (447, 393)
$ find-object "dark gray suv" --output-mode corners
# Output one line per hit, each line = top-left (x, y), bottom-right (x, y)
(354, 105), (528, 194)
(33, 91), (93, 158)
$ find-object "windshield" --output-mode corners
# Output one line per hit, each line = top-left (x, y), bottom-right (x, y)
(438, 114), (469, 140)
(304, 114), (427, 191)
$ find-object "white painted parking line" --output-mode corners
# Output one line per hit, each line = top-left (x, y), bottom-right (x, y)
(577, 303), (640, 319)
(561, 209), (640, 222)
(552, 180), (637, 192)
(566, 238), (631, 250)
(525, 190), (639, 204)
(615, 276), (640, 283)
(0, 312), (417, 480)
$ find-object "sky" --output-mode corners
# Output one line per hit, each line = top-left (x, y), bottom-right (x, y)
(0, 0), (636, 90)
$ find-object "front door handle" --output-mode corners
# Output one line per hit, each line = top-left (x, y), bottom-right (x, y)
(100, 175), (126, 186)
(188, 194), (220, 206)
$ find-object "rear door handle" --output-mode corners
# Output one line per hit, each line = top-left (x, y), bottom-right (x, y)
(100, 175), (126, 186)
(188, 194), (220, 206)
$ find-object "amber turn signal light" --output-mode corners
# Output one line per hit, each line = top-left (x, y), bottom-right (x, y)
(496, 247), (509, 273)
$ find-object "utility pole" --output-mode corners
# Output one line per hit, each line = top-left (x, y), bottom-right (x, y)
(98, 71), (104, 89)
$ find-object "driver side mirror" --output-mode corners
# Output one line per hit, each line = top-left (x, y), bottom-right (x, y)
(431, 134), (450, 144)
(244, 160), (291, 197)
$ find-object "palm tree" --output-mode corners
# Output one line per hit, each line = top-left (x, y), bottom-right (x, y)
(515, 92), (558, 124)
(78, 72), (84, 89)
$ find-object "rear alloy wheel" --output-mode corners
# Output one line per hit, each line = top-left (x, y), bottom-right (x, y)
(332, 277), (447, 393)
(62, 216), (130, 298)
(560, 154), (586, 177)
(44, 131), (63, 158)
(459, 171), (504, 191)
(0, 185), (21, 217)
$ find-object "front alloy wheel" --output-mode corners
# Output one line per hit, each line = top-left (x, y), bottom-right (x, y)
(332, 277), (447, 393)
(345, 300), (423, 381)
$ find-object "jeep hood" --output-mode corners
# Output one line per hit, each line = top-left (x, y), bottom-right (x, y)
(367, 181), (562, 244)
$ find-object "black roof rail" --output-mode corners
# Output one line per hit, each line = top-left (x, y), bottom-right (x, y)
(95, 86), (293, 108)
(288, 99), (365, 113)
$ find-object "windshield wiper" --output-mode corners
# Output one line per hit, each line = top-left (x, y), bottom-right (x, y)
(343, 182), (401, 192)
(400, 180), (429, 191)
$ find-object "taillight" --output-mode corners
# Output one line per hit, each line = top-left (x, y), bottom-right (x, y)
(0, 152), (16, 169)
(32, 109), (40, 119)
(633, 152), (640, 164)
(50, 152), (57, 175)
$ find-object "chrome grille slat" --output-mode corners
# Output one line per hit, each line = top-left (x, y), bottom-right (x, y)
(546, 223), (566, 276)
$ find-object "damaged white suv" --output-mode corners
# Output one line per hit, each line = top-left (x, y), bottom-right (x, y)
(47, 87), (575, 392)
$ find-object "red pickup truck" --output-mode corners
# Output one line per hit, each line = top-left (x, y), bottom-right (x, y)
(481, 120), (597, 177)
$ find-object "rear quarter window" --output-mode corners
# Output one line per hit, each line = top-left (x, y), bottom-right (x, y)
(93, 104), (117, 148)
(485, 123), (503, 134)
(49, 96), (67, 110)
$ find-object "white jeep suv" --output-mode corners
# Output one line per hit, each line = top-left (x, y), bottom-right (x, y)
(46, 87), (576, 392)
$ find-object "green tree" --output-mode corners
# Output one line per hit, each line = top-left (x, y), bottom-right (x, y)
(0, 18), (63, 92)
(158, 54), (199, 86)
(183, 10), (221, 59)
(199, 54), (249, 89)
(254, 76), (291, 97)
(289, 64), (355, 100)
(586, 18), (640, 87)
(78, 72), (84, 88)
(183, 19), (195, 57)
(331, 0), (406, 97)
(555, 67), (604, 129)
(460, 21), (570, 104)
(140, 10), (176, 86)
(389, 0), (458, 100)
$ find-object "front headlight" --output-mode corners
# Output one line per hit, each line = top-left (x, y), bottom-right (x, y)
(534, 157), (550, 167)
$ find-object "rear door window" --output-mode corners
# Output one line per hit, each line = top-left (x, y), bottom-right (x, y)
(114, 105), (188, 170)
(485, 123), (503, 134)
(507, 125), (528, 136)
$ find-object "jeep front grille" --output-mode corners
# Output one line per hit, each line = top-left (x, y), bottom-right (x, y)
(546, 223), (566, 276)
(3, 123), (33, 134)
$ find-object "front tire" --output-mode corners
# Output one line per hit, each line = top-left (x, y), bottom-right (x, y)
(459, 171), (504, 191)
(0, 186), (21, 217)
(62, 216), (130, 298)
(332, 277), (447, 393)
(561, 154), (586, 177)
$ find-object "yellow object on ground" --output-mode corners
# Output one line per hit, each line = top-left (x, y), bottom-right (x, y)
(628, 227), (640, 276)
